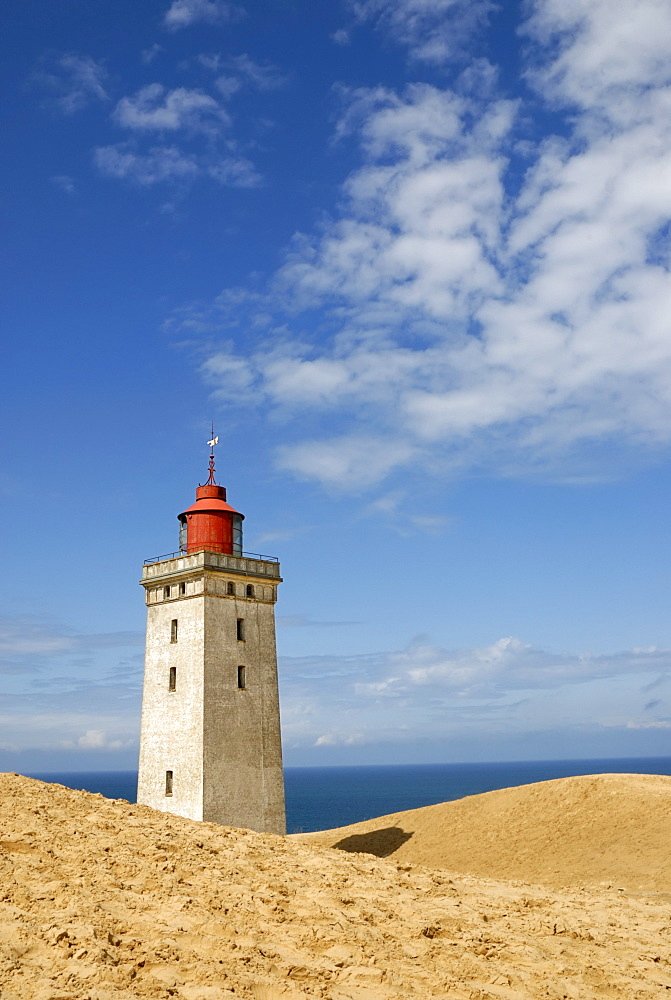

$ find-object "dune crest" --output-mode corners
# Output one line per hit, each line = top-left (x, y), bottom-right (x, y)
(299, 772), (671, 892)
(1, 771), (671, 998)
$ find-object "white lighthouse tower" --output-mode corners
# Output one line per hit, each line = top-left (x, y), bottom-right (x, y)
(136, 441), (285, 834)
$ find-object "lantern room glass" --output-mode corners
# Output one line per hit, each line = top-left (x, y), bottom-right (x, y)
(232, 515), (243, 556)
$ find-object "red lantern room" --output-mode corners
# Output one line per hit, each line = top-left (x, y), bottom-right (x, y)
(178, 442), (244, 556)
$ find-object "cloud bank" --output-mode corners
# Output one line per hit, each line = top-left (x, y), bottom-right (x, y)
(279, 636), (671, 755)
(3, 609), (669, 763)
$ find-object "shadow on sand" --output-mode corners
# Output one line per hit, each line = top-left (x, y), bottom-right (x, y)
(332, 826), (413, 858)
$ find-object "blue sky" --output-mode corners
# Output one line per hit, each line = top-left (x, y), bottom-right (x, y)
(2, 0), (671, 771)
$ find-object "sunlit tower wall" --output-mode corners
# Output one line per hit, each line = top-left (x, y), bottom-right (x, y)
(136, 447), (285, 835)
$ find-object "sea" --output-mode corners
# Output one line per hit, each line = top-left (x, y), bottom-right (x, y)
(28, 756), (671, 833)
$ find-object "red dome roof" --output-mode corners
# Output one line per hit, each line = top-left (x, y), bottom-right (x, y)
(179, 484), (243, 521)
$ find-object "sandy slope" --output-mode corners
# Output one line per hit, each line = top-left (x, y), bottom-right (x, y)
(298, 773), (671, 893)
(1, 773), (671, 999)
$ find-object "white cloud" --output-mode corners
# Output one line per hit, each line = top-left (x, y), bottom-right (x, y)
(163, 0), (244, 31)
(194, 0), (671, 491)
(101, 81), (262, 190)
(332, 29), (351, 46)
(113, 84), (229, 133)
(36, 53), (108, 115)
(314, 733), (338, 746)
(524, 0), (671, 119)
(277, 435), (416, 490)
(78, 729), (107, 748)
(314, 732), (364, 747)
(71, 729), (131, 750)
(384, 637), (667, 695)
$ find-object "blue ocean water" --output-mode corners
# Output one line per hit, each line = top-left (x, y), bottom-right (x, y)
(28, 756), (671, 833)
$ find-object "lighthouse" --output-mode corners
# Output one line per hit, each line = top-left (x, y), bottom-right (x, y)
(136, 441), (286, 834)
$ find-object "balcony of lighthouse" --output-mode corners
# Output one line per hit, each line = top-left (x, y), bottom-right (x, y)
(142, 549), (281, 584)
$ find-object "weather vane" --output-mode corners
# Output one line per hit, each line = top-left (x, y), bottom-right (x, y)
(206, 422), (218, 485)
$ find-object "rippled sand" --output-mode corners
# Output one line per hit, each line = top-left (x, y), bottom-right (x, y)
(1, 771), (670, 999)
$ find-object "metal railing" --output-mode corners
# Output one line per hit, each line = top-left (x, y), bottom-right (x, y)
(143, 549), (279, 565)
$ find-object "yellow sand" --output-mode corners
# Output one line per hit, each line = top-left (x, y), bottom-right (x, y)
(298, 772), (671, 892)
(1, 771), (671, 999)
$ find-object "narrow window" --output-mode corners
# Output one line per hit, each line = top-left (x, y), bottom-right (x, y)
(246, 584), (254, 598)
(164, 586), (170, 599)
(165, 770), (173, 796)
(227, 581), (235, 596)
(170, 619), (178, 643)
(236, 618), (245, 641)
(237, 665), (246, 690)
(168, 666), (176, 692)
(179, 582), (186, 596)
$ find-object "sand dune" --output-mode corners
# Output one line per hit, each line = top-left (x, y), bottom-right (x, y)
(298, 772), (671, 893)
(2, 772), (671, 999)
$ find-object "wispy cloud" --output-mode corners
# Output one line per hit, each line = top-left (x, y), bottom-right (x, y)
(94, 144), (199, 185)
(277, 615), (359, 629)
(51, 175), (76, 194)
(163, 0), (245, 31)
(348, 0), (494, 63)
(34, 53), (108, 114)
(94, 144), (260, 188)
(0, 616), (144, 674)
(0, 618), (76, 663)
(0, 615), (143, 758)
(195, 52), (288, 98)
(217, 53), (288, 92)
(141, 44), (163, 65)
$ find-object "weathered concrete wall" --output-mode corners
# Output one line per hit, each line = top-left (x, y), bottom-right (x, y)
(137, 555), (285, 834)
(202, 591), (285, 834)
(137, 596), (205, 820)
